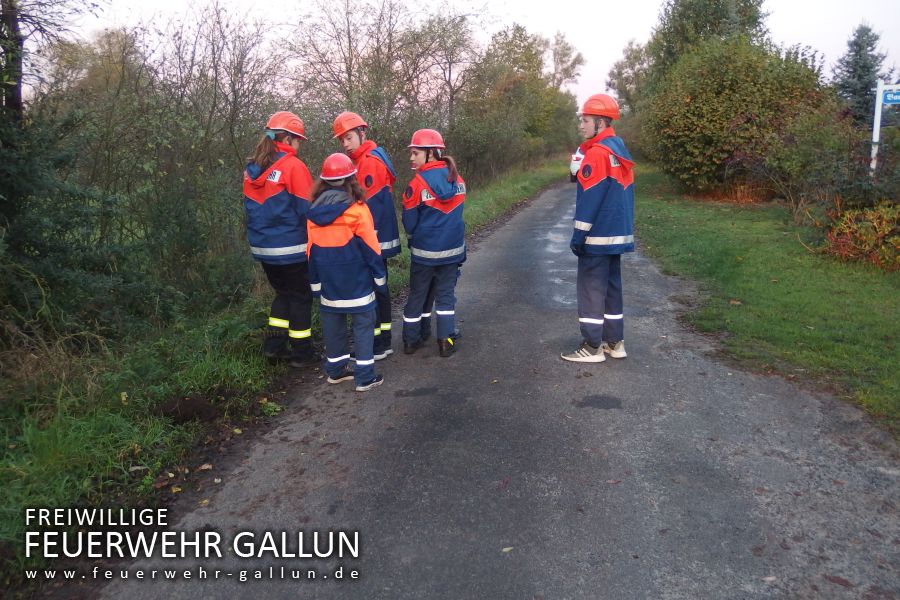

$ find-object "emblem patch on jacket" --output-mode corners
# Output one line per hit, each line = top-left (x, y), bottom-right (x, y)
(609, 155), (621, 168)
(266, 170), (282, 183)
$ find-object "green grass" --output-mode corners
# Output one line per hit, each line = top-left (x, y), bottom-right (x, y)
(635, 164), (900, 428)
(0, 154), (570, 584)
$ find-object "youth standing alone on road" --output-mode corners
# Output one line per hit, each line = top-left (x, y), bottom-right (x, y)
(401, 129), (467, 358)
(561, 94), (635, 363)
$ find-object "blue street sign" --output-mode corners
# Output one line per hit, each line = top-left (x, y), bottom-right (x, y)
(885, 91), (900, 105)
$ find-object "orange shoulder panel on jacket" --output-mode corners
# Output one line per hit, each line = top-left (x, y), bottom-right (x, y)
(308, 218), (353, 248)
(346, 202), (382, 255)
(577, 146), (610, 190)
(402, 177), (423, 210)
(287, 158), (314, 200)
(355, 155), (390, 201)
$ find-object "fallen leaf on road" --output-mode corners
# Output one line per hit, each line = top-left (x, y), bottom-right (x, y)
(823, 574), (853, 588)
(762, 576), (776, 583)
(198, 463), (213, 471)
(214, 478), (222, 484)
(233, 428), (243, 435)
(199, 499), (210, 506)
(605, 479), (621, 485)
(171, 486), (182, 493)
(501, 547), (513, 553)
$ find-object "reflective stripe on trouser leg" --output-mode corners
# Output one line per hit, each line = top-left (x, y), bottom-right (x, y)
(350, 309), (377, 386)
(432, 263), (459, 340)
(375, 259), (392, 343)
(403, 262), (434, 345)
(602, 254), (624, 342)
(321, 312), (352, 377)
(576, 255), (614, 347)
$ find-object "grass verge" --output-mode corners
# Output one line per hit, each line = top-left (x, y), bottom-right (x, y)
(635, 164), (899, 430)
(0, 154), (569, 584)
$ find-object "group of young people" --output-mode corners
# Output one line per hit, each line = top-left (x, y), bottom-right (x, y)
(241, 92), (635, 392)
(242, 111), (466, 392)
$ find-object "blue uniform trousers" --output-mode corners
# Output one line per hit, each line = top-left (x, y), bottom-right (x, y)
(404, 262), (458, 343)
(374, 258), (392, 350)
(577, 254), (624, 347)
(321, 309), (376, 386)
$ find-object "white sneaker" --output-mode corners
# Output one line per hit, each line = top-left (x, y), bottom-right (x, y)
(601, 340), (627, 358)
(561, 342), (606, 363)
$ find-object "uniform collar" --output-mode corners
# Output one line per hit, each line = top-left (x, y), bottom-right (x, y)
(579, 127), (616, 153)
(418, 160), (446, 172)
(274, 140), (297, 156)
(349, 140), (377, 161)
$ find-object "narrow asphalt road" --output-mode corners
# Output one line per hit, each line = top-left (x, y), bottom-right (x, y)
(97, 182), (898, 599)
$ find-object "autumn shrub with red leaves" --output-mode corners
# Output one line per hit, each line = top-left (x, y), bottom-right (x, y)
(824, 203), (900, 271)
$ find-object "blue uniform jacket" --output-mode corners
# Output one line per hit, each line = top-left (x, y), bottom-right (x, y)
(243, 143), (313, 264)
(350, 140), (401, 259)
(572, 128), (635, 256)
(306, 189), (387, 314)
(402, 161), (466, 266)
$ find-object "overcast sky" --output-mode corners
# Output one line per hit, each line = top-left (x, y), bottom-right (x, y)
(75, 0), (899, 105)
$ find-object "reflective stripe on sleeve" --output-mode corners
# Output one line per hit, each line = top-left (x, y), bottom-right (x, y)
(268, 317), (290, 328)
(381, 239), (400, 250)
(410, 244), (465, 259)
(574, 220), (593, 231)
(250, 244), (307, 256)
(585, 235), (634, 246)
(320, 292), (376, 309)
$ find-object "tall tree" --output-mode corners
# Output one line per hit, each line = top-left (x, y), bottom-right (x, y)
(646, 0), (767, 86)
(548, 32), (584, 90)
(832, 24), (892, 125)
(606, 40), (650, 113)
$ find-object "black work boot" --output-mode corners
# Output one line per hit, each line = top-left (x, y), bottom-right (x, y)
(289, 339), (318, 368)
(263, 330), (290, 361)
(437, 337), (455, 358)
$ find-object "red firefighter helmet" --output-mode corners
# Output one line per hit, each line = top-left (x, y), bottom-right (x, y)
(408, 128), (445, 149)
(332, 111), (368, 138)
(266, 111), (308, 140)
(579, 94), (620, 120)
(320, 153), (357, 181)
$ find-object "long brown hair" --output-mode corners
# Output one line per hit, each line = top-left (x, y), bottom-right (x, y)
(248, 132), (293, 172)
(426, 148), (459, 183)
(311, 177), (366, 203)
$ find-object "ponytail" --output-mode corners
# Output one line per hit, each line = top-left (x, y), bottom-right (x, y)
(248, 131), (294, 172)
(426, 148), (459, 184)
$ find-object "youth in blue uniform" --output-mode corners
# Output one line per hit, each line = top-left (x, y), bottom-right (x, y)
(401, 129), (466, 358)
(333, 112), (400, 360)
(242, 111), (316, 367)
(307, 153), (386, 392)
(561, 94), (635, 363)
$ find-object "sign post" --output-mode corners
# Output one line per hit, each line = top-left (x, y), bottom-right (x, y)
(871, 79), (900, 175)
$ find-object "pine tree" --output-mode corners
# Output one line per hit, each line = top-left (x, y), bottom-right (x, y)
(832, 24), (891, 125)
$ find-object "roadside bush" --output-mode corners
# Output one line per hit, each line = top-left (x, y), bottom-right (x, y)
(824, 202), (900, 271)
(642, 36), (823, 192)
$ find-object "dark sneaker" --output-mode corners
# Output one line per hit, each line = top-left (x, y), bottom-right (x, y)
(403, 339), (425, 355)
(289, 352), (319, 368)
(355, 374), (384, 392)
(437, 337), (455, 357)
(561, 341), (605, 363)
(326, 365), (355, 384)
